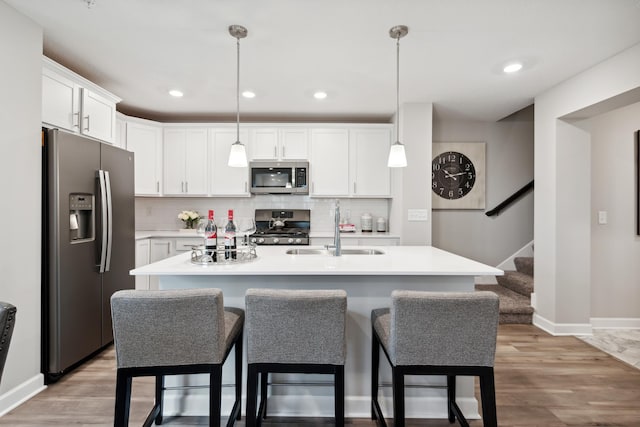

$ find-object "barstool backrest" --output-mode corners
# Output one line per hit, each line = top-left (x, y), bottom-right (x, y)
(245, 289), (347, 365)
(111, 289), (227, 368)
(390, 290), (499, 367)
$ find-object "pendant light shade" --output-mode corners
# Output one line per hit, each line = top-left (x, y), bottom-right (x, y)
(388, 25), (408, 168)
(228, 25), (248, 168)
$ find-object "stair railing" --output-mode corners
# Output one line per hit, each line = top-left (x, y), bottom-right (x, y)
(485, 180), (534, 217)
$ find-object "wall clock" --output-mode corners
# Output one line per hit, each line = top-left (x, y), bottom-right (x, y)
(432, 142), (486, 209)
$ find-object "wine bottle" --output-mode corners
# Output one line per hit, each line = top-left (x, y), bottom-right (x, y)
(204, 210), (217, 262)
(224, 209), (237, 260)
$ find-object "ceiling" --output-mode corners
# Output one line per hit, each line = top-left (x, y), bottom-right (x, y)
(7, 0), (640, 123)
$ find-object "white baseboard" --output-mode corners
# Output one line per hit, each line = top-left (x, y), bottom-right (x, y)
(0, 374), (46, 417)
(496, 240), (534, 272)
(161, 392), (480, 420)
(590, 317), (640, 329)
(533, 313), (592, 336)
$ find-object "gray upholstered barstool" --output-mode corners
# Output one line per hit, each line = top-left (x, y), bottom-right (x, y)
(0, 302), (17, 386)
(245, 288), (347, 427)
(371, 290), (499, 427)
(110, 289), (244, 427)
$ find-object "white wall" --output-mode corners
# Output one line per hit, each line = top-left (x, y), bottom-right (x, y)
(432, 107), (534, 266)
(534, 42), (640, 334)
(589, 101), (640, 320)
(0, 0), (44, 413)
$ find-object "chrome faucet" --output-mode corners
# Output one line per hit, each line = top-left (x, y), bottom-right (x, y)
(325, 200), (341, 256)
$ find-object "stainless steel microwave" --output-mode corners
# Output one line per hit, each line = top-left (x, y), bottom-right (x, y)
(249, 161), (309, 194)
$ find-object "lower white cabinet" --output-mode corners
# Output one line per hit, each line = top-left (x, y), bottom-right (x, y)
(134, 239), (150, 290)
(148, 239), (172, 290)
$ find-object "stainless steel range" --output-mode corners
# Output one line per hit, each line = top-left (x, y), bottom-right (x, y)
(250, 209), (310, 245)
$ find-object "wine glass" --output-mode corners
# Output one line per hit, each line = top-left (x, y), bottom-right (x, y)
(237, 218), (257, 246)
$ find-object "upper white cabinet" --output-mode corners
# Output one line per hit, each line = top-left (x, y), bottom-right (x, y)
(114, 113), (127, 149)
(250, 127), (309, 160)
(349, 128), (392, 197)
(42, 57), (120, 144)
(310, 129), (350, 197)
(208, 128), (251, 196)
(126, 120), (163, 196)
(163, 128), (208, 196)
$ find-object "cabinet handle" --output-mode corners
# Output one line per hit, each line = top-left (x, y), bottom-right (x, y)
(282, 146), (286, 158)
(354, 182), (357, 194)
(73, 112), (80, 128)
(156, 181), (159, 193)
(84, 115), (90, 132)
(185, 182), (188, 193)
(274, 146), (277, 158)
(244, 181), (248, 192)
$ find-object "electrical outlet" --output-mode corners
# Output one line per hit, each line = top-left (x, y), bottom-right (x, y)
(146, 206), (153, 216)
(408, 209), (429, 222)
(598, 211), (607, 225)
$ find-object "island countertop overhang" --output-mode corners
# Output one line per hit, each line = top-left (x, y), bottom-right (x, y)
(130, 245), (503, 277)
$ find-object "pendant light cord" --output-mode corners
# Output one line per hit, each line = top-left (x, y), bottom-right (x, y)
(396, 35), (400, 143)
(236, 36), (240, 142)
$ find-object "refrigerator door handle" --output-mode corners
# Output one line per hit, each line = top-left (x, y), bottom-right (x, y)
(98, 170), (108, 273)
(104, 170), (113, 272)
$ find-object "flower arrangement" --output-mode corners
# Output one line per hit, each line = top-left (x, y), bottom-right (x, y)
(178, 210), (200, 229)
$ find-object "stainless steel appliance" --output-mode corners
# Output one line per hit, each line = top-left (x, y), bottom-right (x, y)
(42, 128), (135, 383)
(249, 161), (309, 194)
(250, 209), (310, 245)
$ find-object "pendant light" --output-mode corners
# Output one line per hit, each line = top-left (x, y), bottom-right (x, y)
(387, 25), (408, 168)
(228, 25), (248, 167)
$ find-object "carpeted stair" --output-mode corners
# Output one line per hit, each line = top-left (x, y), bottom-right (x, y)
(476, 256), (534, 324)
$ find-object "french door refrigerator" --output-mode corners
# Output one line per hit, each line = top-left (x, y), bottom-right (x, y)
(42, 128), (135, 383)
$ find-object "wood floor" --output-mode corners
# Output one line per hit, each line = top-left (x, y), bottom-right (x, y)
(2, 324), (639, 426)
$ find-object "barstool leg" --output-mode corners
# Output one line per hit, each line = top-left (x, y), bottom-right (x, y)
(246, 364), (259, 427)
(447, 375), (456, 423)
(114, 370), (132, 427)
(371, 328), (380, 420)
(392, 368), (405, 427)
(209, 366), (222, 427)
(259, 372), (268, 419)
(479, 368), (498, 427)
(234, 335), (243, 421)
(155, 375), (164, 425)
(335, 365), (345, 426)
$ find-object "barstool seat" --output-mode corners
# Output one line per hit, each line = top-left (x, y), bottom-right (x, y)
(111, 289), (243, 427)
(244, 288), (347, 427)
(371, 290), (500, 427)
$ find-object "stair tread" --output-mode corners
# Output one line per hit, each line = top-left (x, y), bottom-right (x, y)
(476, 284), (533, 315)
(497, 270), (534, 297)
(514, 256), (534, 277)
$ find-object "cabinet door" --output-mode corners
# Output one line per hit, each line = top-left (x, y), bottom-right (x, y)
(126, 122), (162, 196)
(280, 128), (309, 160)
(135, 239), (150, 290)
(42, 68), (78, 131)
(350, 128), (391, 197)
(184, 129), (208, 195)
(250, 128), (278, 160)
(81, 88), (116, 143)
(115, 117), (127, 149)
(163, 129), (186, 195)
(149, 239), (172, 290)
(310, 129), (349, 197)
(209, 128), (250, 196)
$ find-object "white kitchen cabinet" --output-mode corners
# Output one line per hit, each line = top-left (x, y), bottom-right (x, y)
(163, 128), (208, 196)
(42, 57), (120, 144)
(135, 239), (150, 290)
(149, 239), (173, 290)
(311, 235), (399, 246)
(174, 238), (202, 253)
(209, 128), (250, 196)
(309, 129), (350, 197)
(126, 120), (163, 196)
(115, 114), (127, 149)
(349, 128), (391, 197)
(250, 127), (309, 160)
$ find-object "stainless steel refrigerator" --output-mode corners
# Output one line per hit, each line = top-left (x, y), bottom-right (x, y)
(42, 128), (135, 383)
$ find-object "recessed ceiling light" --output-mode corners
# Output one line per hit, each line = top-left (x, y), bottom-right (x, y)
(169, 89), (184, 97)
(313, 91), (328, 100)
(242, 91), (256, 98)
(503, 62), (523, 73)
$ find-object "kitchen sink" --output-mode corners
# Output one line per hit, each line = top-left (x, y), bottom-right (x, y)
(286, 248), (385, 255)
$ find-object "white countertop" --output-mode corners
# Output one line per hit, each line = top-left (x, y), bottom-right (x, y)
(136, 230), (400, 240)
(130, 245), (503, 277)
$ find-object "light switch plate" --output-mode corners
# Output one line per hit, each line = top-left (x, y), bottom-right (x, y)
(408, 209), (429, 222)
(598, 211), (607, 225)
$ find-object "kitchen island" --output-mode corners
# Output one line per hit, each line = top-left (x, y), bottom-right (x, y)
(130, 245), (502, 420)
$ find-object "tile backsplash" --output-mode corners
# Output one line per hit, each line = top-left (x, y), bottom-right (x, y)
(135, 196), (390, 233)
